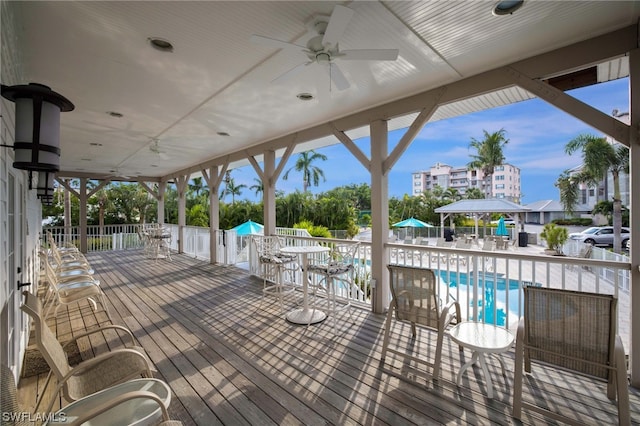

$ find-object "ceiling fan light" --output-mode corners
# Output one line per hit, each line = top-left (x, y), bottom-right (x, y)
(148, 37), (174, 52)
(492, 0), (524, 16)
(297, 93), (314, 101)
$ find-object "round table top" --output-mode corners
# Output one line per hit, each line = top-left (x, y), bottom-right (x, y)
(49, 378), (171, 426)
(281, 245), (330, 255)
(449, 321), (514, 352)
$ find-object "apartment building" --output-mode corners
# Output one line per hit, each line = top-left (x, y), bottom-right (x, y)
(412, 162), (521, 202)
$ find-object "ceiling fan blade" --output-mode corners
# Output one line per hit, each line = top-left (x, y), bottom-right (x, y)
(250, 34), (306, 51)
(341, 49), (399, 61)
(324, 62), (350, 91)
(272, 61), (311, 84)
(322, 5), (354, 48)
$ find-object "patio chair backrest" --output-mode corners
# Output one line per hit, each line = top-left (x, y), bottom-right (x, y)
(523, 285), (616, 379)
(20, 291), (71, 380)
(388, 265), (439, 327)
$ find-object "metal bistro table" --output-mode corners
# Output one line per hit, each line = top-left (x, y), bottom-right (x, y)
(280, 245), (330, 325)
(449, 321), (515, 399)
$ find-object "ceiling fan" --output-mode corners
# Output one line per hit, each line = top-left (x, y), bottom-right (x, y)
(106, 167), (133, 180)
(150, 139), (170, 160)
(251, 5), (399, 91)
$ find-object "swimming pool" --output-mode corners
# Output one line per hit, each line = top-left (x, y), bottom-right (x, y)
(437, 270), (524, 327)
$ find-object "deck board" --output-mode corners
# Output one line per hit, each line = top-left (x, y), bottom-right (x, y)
(17, 250), (640, 425)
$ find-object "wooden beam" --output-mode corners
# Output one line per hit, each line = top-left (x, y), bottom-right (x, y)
(330, 123), (370, 171)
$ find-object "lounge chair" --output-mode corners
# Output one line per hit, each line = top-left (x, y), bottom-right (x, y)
(40, 253), (110, 321)
(20, 291), (155, 415)
(381, 265), (461, 381)
(2, 363), (177, 426)
(513, 285), (630, 425)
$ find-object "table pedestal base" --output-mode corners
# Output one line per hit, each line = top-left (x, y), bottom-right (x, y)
(456, 351), (507, 399)
(286, 308), (326, 325)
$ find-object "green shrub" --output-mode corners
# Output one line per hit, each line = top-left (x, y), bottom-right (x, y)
(552, 218), (592, 226)
(540, 223), (568, 255)
(293, 220), (332, 238)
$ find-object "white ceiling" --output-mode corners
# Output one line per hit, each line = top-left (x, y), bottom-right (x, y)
(4, 1), (639, 181)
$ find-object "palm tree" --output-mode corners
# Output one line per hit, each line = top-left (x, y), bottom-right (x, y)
(249, 178), (263, 197)
(222, 177), (247, 204)
(468, 129), (509, 198)
(188, 177), (205, 197)
(564, 133), (629, 253)
(465, 187), (485, 199)
(282, 150), (327, 192)
(555, 170), (581, 215)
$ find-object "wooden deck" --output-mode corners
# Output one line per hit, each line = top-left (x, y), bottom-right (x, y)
(18, 249), (640, 425)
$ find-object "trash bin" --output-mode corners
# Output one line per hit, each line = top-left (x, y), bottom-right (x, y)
(444, 228), (454, 242)
(518, 232), (528, 247)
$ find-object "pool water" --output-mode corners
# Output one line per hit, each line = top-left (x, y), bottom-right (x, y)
(437, 270), (523, 326)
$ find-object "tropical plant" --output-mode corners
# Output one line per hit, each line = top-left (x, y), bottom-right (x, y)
(249, 178), (263, 197)
(564, 133), (629, 253)
(293, 220), (332, 238)
(468, 129), (509, 198)
(221, 177), (247, 204)
(555, 170), (581, 215)
(540, 223), (568, 255)
(188, 177), (207, 197)
(465, 187), (485, 199)
(282, 150), (327, 192)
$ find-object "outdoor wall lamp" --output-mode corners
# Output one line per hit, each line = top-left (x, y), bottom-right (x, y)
(0, 82), (74, 172)
(36, 171), (55, 205)
(1, 83), (73, 205)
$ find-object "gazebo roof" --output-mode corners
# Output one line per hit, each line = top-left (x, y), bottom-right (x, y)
(434, 199), (531, 214)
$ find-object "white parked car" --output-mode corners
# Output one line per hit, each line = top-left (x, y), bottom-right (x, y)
(569, 226), (630, 248)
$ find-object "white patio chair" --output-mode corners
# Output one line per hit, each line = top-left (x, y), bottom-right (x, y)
(513, 286), (630, 425)
(306, 241), (360, 334)
(252, 235), (298, 316)
(20, 291), (155, 416)
(381, 265), (461, 382)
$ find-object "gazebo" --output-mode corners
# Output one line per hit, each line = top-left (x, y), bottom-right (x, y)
(434, 199), (531, 240)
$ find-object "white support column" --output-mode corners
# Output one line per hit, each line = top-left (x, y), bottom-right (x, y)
(78, 178), (88, 253)
(628, 47), (640, 387)
(157, 181), (166, 225)
(263, 150), (277, 235)
(203, 165), (225, 264)
(175, 175), (189, 254)
(370, 119), (389, 314)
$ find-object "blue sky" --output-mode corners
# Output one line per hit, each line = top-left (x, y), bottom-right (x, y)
(230, 78), (629, 204)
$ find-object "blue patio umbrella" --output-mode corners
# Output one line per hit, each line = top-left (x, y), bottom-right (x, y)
(231, 220), (264, 236)
(392, 217), (433, 238)
(392, 217), (434, 228)
(495, 216), (509, 236)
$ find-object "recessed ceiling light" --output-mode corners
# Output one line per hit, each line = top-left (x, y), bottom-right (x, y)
(107, 111), (123, 118)
(151, 164), (158, 167)
(89, 142), (103, 146)
(217, 132), (230, 137)
(297, 93), (314, 101)
(492, 0), (524, 15)
(148, 37), (174, 52)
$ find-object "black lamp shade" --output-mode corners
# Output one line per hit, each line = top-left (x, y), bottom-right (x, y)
(36, 171), (55, 202)
(1, 83), (74, 172)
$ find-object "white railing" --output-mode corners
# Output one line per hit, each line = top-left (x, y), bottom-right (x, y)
(385, 239), (632, 351)
(44, 224), (632, 351)
(44, 224), (142, 251)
